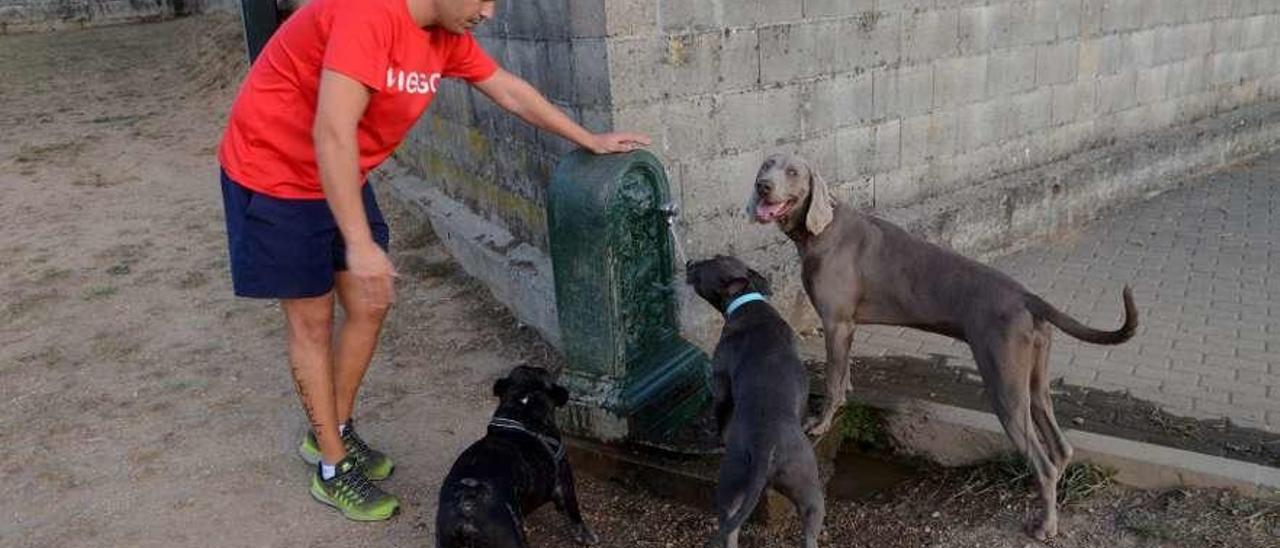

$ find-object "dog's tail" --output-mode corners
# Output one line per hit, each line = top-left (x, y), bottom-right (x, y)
(1025, 286), (1138, 345)
(706, 446), (777, 548)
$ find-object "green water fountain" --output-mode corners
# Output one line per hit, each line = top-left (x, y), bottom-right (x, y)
(548, 150), (713, 451)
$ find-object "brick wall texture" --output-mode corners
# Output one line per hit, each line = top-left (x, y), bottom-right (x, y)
(122, 1), (1274, 428)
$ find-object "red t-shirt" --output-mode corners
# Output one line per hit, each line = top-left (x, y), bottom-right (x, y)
(218, 0), (498, 199)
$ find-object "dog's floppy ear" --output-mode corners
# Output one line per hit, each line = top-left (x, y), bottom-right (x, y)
(745, 189), (761, 220)
(549, 384), (570, 407)
(724, 277), (749, 298)
(746, 268), (772, 296)
(492, 378), (512, 398)
(805, 166), (834, 236)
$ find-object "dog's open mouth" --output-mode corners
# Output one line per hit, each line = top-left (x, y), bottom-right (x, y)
(754, 198), (795, 223)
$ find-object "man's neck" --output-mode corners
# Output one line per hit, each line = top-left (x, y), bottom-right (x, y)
(406, 0), (438, 28)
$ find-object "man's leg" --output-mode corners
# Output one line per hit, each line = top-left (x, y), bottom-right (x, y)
(332, 270), (390, 424)
(287, 289), (400, 521)
(282, 292), (345, 465)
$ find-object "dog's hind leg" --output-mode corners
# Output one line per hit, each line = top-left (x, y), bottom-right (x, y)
(773, 436), (825, 548)
(1029, 325), (1073, 470)
(707, 448), (773, 548)
(505, 506), (532, 548)
(970, 326), (1061, 541)
(709, 455), (749, 548)
(469, 505), (530, 548)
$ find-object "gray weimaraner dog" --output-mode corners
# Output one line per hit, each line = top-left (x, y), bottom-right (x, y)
(747, 152), (1137, 540)
(687, 256), (824, 548)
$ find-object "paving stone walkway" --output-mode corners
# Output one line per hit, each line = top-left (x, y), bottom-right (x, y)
(856, 150), (1280, 431)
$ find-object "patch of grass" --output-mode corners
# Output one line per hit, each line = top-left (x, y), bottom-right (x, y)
(944, 458), (1115, 507)
(837, 402), (886, 450)
(72, 172), (127, 188)
(95, 243), (148, 264)
(5, 347), (65, 375)
(396, 224), (438, 250)
(15, 140), (86, 163)
(107, 264), (131, 276)
(944, 457), (1033, 503)
(4, 291), (60, 319)
(162, 378), (209, 393)
(1117, 488), (1280, 545)
(176, 270), (208, 289)
(1119, 507), (1179, 540)
(15, 346), (63, 366)
(90, 330), (142, 361)
(37, 267), (72, 282)
(399, 254), (456, 280)
(88, 114), (145, 125)
(1059, 461), (1115, 506)
(83, 285), (118, 300)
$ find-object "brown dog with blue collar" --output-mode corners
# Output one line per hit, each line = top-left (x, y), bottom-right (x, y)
(688, 255), (825, 548)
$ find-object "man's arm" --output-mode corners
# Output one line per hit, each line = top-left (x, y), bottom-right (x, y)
(471, 68), (651, 154)
(314, 68), (395, 305)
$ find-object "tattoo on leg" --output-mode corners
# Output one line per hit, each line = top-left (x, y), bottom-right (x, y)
(291, 370), (325, 436)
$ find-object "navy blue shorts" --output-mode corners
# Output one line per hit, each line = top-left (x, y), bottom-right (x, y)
(220, 169), (390, 299)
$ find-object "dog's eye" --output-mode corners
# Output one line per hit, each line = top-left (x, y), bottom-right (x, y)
(520, 396), (529, 405)
(763, 160), (774, 168)
(786, 167), (798, 177)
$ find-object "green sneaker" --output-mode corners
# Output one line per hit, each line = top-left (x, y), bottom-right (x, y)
(299, 420), (395, 481)
(309, 457), (400, 521)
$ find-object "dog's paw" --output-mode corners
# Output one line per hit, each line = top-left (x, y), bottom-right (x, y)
(804, 416), (833, 437)
(1027, 518), (1058, 542)
(573, 525), (599, 546)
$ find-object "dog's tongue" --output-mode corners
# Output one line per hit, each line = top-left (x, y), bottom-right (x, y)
(755, 200), (788, 223)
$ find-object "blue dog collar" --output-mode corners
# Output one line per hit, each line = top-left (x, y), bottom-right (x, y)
(724, 292), (766, 317)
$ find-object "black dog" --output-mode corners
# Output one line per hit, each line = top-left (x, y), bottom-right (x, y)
(687, 256), (825, 548)
(436, 366), (597, 548)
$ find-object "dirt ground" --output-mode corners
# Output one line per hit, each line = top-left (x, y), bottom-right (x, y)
(1, 14), (1276, 548)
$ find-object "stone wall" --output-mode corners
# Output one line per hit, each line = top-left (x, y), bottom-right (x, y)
(397, 0), (604, 249)
(400, 1), (1280, 347)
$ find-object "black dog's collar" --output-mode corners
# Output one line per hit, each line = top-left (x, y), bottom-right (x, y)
(488, 417), (566, 464)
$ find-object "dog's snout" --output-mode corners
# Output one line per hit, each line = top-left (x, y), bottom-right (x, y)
(755, 180), (773, 197)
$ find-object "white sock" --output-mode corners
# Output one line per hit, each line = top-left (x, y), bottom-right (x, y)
(320, 461), (337, 480)
(338, 422), (348, 436)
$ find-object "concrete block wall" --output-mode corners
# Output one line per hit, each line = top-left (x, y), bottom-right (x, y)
(575, 1), (1280, 344)
(617, 1), (1278, 221)
(399, 0), (607, 248)
(398, 2), (1280, 351)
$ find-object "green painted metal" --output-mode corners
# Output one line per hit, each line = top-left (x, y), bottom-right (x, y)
(548, 150), (713, 450)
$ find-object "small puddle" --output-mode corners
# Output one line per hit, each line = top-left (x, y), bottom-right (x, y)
(827, 443), (919, 501)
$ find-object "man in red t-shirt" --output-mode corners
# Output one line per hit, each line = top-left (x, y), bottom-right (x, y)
(218, 0), (649, 521)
